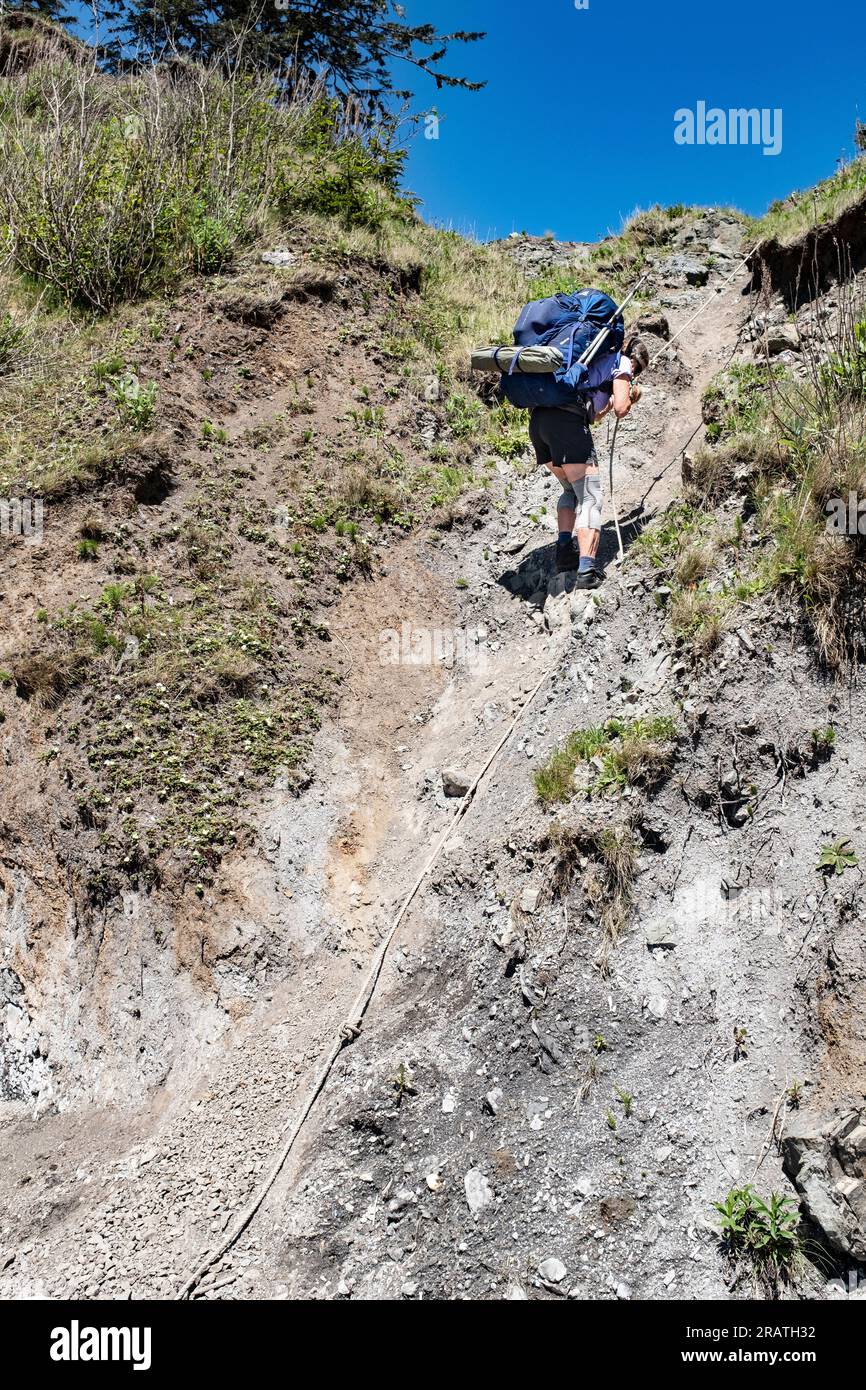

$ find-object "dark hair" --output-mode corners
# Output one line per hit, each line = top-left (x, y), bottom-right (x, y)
(623, 336), (649, 375)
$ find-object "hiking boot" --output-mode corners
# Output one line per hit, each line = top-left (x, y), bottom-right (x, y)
(555, 538), (580, 573)
(574, 565), (603, 590)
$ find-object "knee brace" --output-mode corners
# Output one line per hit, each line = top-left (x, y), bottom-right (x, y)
(577, 472), (603, 529)
(557, 484), (577, 513)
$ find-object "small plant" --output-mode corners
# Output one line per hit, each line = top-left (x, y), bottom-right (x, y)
(605, 1110), (617, 1132)
(109, 373), (157, 429)
(593, 1034), (608, 1054)
(713, 1185), (803, 1292)
(391, 1062), (417, 1105)
(733, 1025), (749, 1060)
(817, 839), (858, 876)
(534, 717), (676, 806)
(577, 1053), (600, 1102)
(810, 726), (836, 754)
(201, 420), (228, 444)
(787, 1079), (804, 1109)
(615, 1087), (634, 1118)
(77, 538), (100, 560)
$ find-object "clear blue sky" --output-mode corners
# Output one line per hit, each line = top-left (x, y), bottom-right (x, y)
(400, 0), (864, 240)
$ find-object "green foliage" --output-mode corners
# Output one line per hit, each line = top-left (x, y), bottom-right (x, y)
(818, 317), (866, 402)
(534, 716), (676, 805)
(817, 839), (859, 875)
(714, 1185), (803, 1291)
(107, 2), (485, 118)
(614, 1087), (634, 1118)
(751, 154), (866, 247)
(0, 57), (414, 311)
(701, 360), (784, 443)
(810, 726), (836, 755)
(108, 372), (157, 429)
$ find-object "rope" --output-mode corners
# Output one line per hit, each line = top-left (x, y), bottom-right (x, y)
(175, 653), (560, 1300)
(604, 249), (757, 557)
(647, 249), (756, 371)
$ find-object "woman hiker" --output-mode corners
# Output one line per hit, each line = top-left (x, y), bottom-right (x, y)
(529, 336), (649, 588)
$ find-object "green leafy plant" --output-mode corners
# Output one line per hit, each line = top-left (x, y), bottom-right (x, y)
(787, 1079), (804, 1109)
(109, 373), (157, 429)
(714, 1185), (803, 1292)
(817, 839), (859, 876)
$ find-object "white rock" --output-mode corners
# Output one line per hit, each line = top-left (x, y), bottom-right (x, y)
(538, 1257), (567, 1283)
(464, 1168), (494, 1213)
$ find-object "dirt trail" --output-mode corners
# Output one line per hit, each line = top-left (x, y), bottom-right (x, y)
(0, 244), (756, 1301)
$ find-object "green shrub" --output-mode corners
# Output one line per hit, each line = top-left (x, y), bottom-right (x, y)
(0, 58), (410, 310)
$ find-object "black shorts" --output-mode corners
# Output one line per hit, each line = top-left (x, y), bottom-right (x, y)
(529, 406), (596, 468)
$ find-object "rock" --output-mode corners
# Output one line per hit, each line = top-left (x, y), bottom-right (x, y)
(464, 1168), (494, 1213)
(260, 249), (297, 268)
(484, 1087), (504, 1115)
(519, 885), (541, 915)
(646, 992), (669, 1020)
(538, 1257), (567, 1283)
(634, 310), (670, 340)
(616, 1281), (633, 1300)
(442, 768), (471, 798)
(763, 324), (801, 355)
(441, 1091), (456, 1114)
(660, 254), (709, 287)
(505, 1282), (529, 1300)
(645, 920), (677, 947)
(782, 1108), (866, 1260)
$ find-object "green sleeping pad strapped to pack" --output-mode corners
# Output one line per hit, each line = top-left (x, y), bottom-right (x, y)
(470, 344), (566, 375)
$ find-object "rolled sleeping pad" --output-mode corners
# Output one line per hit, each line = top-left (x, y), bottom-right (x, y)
(470, 344), (565, 375)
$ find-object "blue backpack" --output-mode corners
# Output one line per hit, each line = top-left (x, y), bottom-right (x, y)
(498, 288), (624, 410)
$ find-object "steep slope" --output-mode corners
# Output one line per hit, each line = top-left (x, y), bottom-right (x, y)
(1, 209), (782, 1301)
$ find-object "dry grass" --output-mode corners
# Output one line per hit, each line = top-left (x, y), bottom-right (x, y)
(12, 649), (87, 706)
(685, 432), (786, 507)
(540, 817), (639, 976)
(670, 587), (730, 658)
(751, 157), (866, 248)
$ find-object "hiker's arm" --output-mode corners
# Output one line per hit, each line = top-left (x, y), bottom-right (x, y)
(612, 376), (632, 418)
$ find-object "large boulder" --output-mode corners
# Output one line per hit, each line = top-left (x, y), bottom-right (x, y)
(782, 1110), (866, 1260)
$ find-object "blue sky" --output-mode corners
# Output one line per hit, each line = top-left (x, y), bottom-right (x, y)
(64, 1), (863, 242)
(399, 0), (864, 240)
